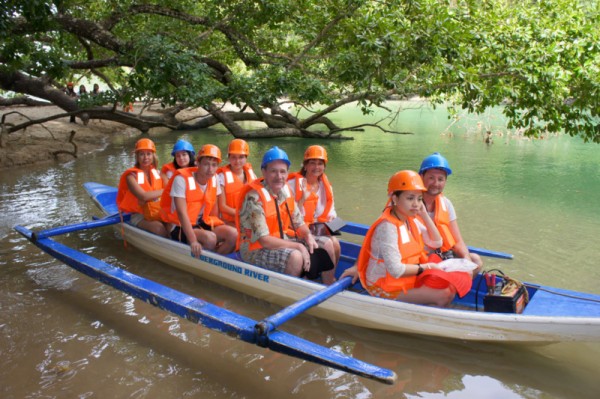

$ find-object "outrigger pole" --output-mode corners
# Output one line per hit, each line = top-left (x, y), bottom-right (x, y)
(14, 221), (396, 385)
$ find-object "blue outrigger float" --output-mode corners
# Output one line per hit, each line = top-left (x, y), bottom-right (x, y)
(14, 183), (600, 382)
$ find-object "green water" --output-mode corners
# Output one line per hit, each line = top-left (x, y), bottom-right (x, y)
(1, 101), (599, 398)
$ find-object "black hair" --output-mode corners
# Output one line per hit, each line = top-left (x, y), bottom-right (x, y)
(173, 151), (196, 169)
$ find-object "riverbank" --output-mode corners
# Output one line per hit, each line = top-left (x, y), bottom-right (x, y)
(0, 104), (215, 170)
(0, 105), (137, 170)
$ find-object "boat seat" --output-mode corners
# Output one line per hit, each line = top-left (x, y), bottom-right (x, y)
(521, 287), (600, 317)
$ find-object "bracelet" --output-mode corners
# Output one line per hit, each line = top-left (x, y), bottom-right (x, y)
(416, 264), (424, 276)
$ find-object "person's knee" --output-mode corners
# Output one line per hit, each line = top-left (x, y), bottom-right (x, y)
(215, 226), (237, 254)
(285, 250), (303, 276)
(223, 226), (237, 243)
(199, 231), (217, 250)
(436, 288), (456, 307)
(321, 238), (337, 262)
(332, 237), (341, 251)
(142, 221), (167, 237)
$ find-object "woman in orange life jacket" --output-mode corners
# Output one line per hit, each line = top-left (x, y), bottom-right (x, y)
(216, 138), (257, 227)
(288, 145), (341, 268)
(161, 144), (237, 257)
(160, 139), (196, 185)
(116, 138), (169, 237)
(355, 170), (472, 307)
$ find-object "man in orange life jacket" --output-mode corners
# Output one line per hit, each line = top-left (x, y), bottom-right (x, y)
(419, 152), (483, 273)
(161, 144), (237, 257)
(236, 146), (322, 279)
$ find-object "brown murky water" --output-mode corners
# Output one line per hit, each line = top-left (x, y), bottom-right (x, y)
(2, 104), (599, 398)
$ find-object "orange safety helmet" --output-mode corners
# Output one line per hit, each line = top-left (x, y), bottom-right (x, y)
(67, 82), (74, 87)
(228, 139), (250, 156)
(388, 170), (426, 194)
(303, 145), (328, 163)
(197, 144), (222, 163)
(134, 138), (156, 153)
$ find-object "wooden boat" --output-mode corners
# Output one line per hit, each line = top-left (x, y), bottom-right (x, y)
(72, 182), (600, 344)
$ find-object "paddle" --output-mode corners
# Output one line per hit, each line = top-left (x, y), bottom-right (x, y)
(15, 225), (396, 385)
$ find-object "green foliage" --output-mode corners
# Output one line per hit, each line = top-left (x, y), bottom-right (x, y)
(1, 0), (599, 142)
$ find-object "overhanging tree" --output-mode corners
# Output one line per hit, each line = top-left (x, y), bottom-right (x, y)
(1, 0), (598, 142)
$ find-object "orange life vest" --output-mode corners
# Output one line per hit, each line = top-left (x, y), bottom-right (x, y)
(160, 167), (224, 228)
(357, 207), (428, 298)
(236, 178), (296, 251)
(418, 194), (457, 252)
(217, 163), (257, 223)
(289, 173), (334, 224)
(116, 167), (163, 214)
(160, 162), (177, 180)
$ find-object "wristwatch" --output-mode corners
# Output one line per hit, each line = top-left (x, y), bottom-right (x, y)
(416, 264), (424, 276)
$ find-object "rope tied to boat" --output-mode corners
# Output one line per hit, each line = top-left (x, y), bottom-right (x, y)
(119, 210), (128, 248)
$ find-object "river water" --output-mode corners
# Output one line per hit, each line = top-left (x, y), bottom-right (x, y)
(1, 102), (599, 398)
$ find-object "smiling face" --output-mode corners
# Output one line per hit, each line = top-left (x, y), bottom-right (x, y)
(421, 168), (447, 197)
(392, 190), (424, 218)
(262, 160), (289, 194)
(136, 150), (155, 169)
(228, 153), (247, 172)
(174, 150), (191, 168)
(303, 159), (325, 180)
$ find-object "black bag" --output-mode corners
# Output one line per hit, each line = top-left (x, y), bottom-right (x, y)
(303, 247), (335, 280)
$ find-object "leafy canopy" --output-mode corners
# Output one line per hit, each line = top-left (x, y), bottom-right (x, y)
(1, 0), (599, 141)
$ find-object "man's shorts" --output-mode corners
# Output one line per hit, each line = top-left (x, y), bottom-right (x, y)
(242, 247), (295, 273)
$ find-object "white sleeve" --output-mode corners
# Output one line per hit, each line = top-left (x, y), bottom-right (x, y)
(372, 222), (406, 278)
(170, 175), (187, 198)
(216, 172), (225, 189)
(170, 175), (187, 213)
(445, 196), (457, 222)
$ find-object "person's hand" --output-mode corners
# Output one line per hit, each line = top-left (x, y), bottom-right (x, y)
(297, 243), (311, 272)
(305, 233), (318, 253)
(417, 201), (429, 218)
(422, 262), (440, 271)
(190, 241), (203, 258)
(339, 265), (359, 284)
(299, 178), (311, 204)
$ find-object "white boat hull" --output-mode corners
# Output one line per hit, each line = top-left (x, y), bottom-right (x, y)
(119, 223), (600, 343)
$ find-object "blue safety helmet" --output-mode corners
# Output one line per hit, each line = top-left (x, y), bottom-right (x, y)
(171, 139), (195, 157)
(419, 152), (452, 176)
(261, 146), (291, 169)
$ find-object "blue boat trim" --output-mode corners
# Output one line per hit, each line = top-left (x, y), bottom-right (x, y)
(32, 213), (126, 240)
(340, 221), (514, 259)
(13, 225), (396, 385)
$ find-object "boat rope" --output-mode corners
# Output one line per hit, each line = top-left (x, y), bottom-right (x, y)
(476, 268), (600, 306)
(522, 283), (600, 303)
